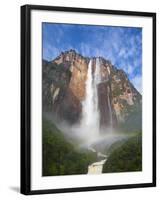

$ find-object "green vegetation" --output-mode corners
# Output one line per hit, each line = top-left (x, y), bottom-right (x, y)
(120, 102), (142, 132)
(43, 118), (96, 176)
(112, 85), (123, 97)
(103, 135), (142, 173)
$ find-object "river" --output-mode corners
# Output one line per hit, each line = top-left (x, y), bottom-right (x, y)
(87, 147), (108, 174)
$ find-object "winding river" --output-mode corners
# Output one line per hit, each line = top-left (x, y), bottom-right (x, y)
(87, 147), (108, 174)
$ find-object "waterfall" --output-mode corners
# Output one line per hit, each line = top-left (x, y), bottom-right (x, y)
(81, 59), (101, 139)
(93, 58), (101, 128)
(107, 86), (113, 130)
(94, 58), (101, 84)
(81, 57), (113, 140)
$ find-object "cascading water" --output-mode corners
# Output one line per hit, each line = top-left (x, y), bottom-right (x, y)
(79, 58), (125, 174)
(107, 86), (113, 130)
(80, 57), (114, 141)
(94, 58), (101, 84)
(81, 58), (101, 141)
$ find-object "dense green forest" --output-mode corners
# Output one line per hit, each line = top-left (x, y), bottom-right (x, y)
(103, 135), (142, 173)
(42, 118), (96, 176)
(43, 118), (142, 176)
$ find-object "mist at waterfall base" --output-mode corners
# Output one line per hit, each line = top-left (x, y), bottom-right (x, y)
(56, 58), (129, 152)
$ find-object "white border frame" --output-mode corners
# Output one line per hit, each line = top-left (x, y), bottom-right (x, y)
(31, 9), (153, 190)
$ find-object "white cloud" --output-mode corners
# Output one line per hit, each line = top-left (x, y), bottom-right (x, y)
(127, 65), (134, 75)
(118, 48), (126, 57)
(131, 75), (142, 94)
(80, 42), (91, 57)
(43, 43), (60, 61)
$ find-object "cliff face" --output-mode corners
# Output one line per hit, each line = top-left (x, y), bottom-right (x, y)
(43, 50), (88, 124)
(43, 50), (142, 131)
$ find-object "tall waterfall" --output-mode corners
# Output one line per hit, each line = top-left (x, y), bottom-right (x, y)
(81, 59), (101, 139)
(94, 58), (101, 84)
(107, 86), (113, 130)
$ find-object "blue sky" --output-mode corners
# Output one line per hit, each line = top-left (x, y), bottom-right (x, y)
(42, 23), (142, 93)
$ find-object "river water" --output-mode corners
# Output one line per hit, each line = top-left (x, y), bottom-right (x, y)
(87, 147), (107, 174)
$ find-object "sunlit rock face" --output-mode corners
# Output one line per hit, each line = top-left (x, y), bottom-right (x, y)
(54, 49), (89, 103)
(42, 49), (141, 130)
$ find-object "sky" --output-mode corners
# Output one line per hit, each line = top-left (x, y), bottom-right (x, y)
(42, 23), (142, 93)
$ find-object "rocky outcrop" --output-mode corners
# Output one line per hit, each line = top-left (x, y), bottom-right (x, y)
(110, 68), (141, 124)
(42, 49), (142, 130)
